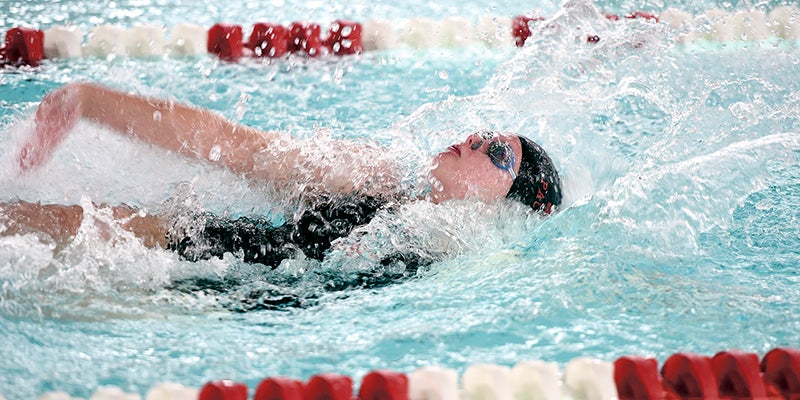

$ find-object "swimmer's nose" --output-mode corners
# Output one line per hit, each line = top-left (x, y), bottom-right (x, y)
(466, 133), (484, 151)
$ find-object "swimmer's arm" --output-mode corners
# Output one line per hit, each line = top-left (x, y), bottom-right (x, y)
(22, 83), (297, 182)
(24, 83), (396, 194)
(77, 84), (393, 190)
(76, 83), (292, 181)
(0, 201), (167, 250)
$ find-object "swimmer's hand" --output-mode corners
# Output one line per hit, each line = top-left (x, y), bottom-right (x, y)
(18, 83), (84, 172)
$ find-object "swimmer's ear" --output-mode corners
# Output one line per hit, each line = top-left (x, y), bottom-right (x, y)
(18, 84), (84, 172)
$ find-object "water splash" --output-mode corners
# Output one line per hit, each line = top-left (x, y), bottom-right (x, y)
(1, 1), (800, 397)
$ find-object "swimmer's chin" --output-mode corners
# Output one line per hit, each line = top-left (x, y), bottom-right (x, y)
(423, 174), (446, 204)
(424, 179), (503, 205)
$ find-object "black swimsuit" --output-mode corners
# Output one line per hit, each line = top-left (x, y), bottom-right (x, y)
(166, 195), (432, 310)
(167, 195), (388, 267)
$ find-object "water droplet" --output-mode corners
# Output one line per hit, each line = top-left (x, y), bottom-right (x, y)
(208, 145), (222, 162)
(438, 70), (449, 80)
(152, 111), (161, 121)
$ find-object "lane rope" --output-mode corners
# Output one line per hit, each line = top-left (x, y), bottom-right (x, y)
(21, 348), (800, 400)
(2, 7), (799, 67)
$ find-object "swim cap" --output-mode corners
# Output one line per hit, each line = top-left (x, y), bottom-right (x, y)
(506, 136), (562, 214)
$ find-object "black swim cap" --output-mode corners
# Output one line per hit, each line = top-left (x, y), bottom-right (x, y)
(506, 136), (562, 214)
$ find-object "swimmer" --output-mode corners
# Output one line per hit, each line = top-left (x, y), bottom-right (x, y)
(1, 82), (562, 270)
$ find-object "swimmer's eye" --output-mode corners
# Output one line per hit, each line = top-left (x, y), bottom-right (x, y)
(488, 141), (513, 169)
(471, 140), (483, 151)
(490, 141), (517, 180)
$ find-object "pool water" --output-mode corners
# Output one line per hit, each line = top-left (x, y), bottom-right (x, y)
(2, 0), (800, 399)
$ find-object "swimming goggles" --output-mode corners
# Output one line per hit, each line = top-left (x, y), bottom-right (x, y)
(470, 132), (517, 180)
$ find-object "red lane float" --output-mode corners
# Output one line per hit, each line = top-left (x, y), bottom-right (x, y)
(192, 349), (800, 400)
(627, 11), (660, 22)
(244, 20), (363, 58)
(0, 10), (663, 66)
(248, 23), (290, 58)
(614, 350), (799, 399)
(304, 373), (353, 400)
(711, 350), (770, 399)
(761, 347), (800, 399)
(199, 380), (249, 400)
(1, 27), (44, 67)
(660, 353), (719, 399)
(606, 11), (660, 22)
(357, 370), (408, 400)
(511, 15), (544, 47)
(253, 377), (304, 400)
(614, 356), (669, 400)
(208, 23), (245, 60)
(326, 20), (363, 55)
(289, 22), (323, 57)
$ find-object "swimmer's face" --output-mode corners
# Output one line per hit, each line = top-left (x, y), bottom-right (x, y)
(429, 132), (522, 203)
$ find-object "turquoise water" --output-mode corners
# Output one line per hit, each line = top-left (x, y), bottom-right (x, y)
(2, 0), (800, 399)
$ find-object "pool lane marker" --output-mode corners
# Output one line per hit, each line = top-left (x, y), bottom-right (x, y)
(195, 349), (800, 400)
(3, 6), (800, 67)
(0, 27), (45, 67)
(21, 347), (800, 400)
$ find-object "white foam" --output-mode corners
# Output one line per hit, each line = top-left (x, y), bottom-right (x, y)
(43, 26), (84, 58)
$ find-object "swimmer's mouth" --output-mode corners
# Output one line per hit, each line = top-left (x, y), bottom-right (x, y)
(447, 145), (461, 156)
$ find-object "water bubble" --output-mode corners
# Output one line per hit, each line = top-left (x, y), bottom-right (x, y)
(208, 145), (222, 162)
(152, 110), (161, 121)
(333, 65), (344, 83)
(236, 93), (248, 120)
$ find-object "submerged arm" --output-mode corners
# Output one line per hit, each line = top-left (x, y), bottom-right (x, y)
(0, 201), (166, 251)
